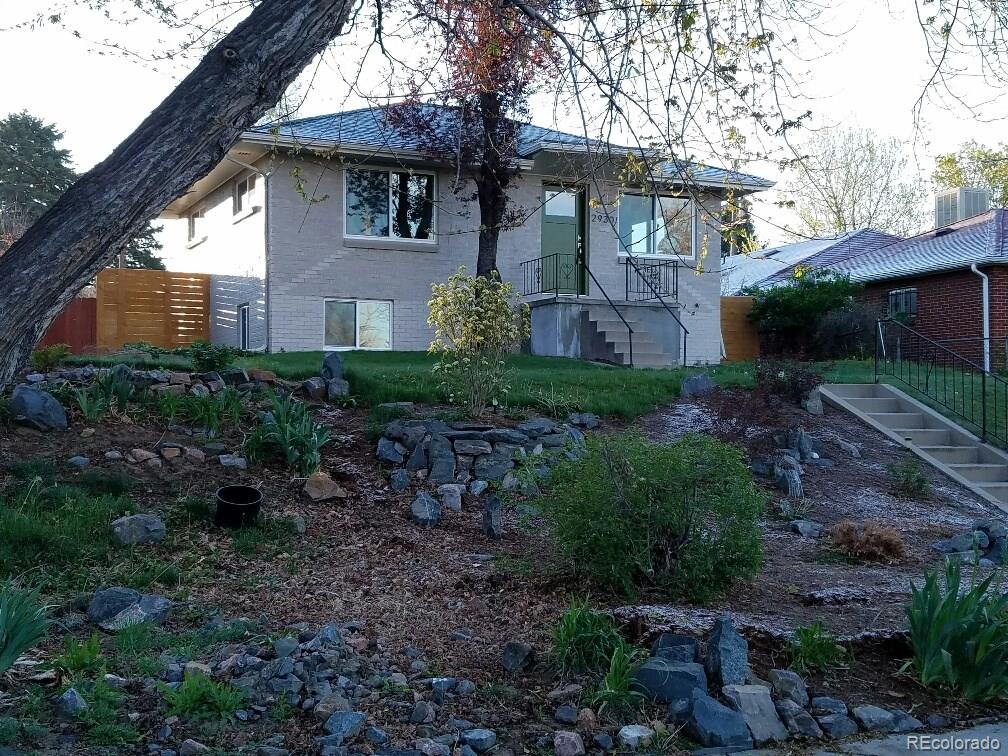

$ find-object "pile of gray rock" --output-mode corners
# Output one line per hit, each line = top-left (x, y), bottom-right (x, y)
(300, 353), (350, 401)
(631, 617), (923, 749)
(375, 412), (596, 532)
(932, 519), (1007, 566)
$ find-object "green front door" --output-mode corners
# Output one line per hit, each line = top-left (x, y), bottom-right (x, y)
(541, 186), (586, 295)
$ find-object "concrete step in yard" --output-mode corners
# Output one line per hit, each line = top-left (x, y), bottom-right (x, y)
(587, 310), (677, 369)
(820, 383), (1008, 510)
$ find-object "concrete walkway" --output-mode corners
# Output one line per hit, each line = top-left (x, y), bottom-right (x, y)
(814, 723), (1008, 755)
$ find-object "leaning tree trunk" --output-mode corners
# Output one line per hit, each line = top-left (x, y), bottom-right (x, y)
(0, 0), (353, 387)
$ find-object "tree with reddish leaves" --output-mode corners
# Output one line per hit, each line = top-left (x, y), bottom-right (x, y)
(386, 0), (559, 278)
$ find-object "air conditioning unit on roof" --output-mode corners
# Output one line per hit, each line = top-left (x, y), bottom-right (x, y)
(935, 187), (991, 228)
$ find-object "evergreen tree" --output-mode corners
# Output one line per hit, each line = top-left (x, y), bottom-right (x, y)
(0, 111), (164, 267)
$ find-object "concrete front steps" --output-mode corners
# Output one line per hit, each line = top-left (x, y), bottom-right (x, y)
(587, 311), (677, 368)
(820, 383), (1008, 512)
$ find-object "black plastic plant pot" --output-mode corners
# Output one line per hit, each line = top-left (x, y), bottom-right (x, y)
(215, 485), (263, 529)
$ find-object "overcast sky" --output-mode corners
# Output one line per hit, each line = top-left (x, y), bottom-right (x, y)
(2, 0), (1006, 257)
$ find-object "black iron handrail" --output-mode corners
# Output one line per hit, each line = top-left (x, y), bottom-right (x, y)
(519, 252), (634, 367)
(622, 253), (689, 365)
(625, 258), (679, 302)
(875, 318), (1008, 446)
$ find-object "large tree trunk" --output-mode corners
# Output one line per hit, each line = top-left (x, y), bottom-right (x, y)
(0, 0), (352, 387)
(475, 90), (509, 279)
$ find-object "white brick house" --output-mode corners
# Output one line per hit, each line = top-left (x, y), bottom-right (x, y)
(159, 106), (773, 366)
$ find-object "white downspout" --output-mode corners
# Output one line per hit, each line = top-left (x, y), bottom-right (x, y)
(971, 263), (990, 373)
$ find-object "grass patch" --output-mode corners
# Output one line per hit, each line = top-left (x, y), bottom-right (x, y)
(788, 621), (848, 673)
(887, 457), (930, 498)
(0, 715), (48, 746)
(551, 600), (629, 675)
(231, 517), (295, 558)
(163, 673), (246, 721)
(587, 644), (645, 720)
(52, 634), (103, 674)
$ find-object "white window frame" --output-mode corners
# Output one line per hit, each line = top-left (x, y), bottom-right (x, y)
(233, 173), (256, 216)
(322, 298), (394, 351)
(343, 166), (437, 243)
(238, 303), (250, 350)
(616, 193), (696, 260)
(186, 206), (206, 245)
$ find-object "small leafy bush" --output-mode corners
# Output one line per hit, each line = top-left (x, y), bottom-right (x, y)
(52, 633), (103, 673)
(184, 339), (240, 374)
(829, 520), (906, 563)
(539, 432), (765, 601)
(551, 601), (628, 675)
(529, 384), (582, 418)
(177, 388), (243, 437)
(0, 583), (50, 675)
(428, 267), (530, 416)
(163, 672), (246, 721)
(814, 303), (877, 360)
(908, 559), (1008, 701)
(72, 387), (108, 423)
(245, 392), (330, 476)
(788, 621), (847, 672)
(887, 457), (930, 498)
(94, 371), (135, 411)
(588, 644), (645, 719)
(30, 343), (70, 373)
(753, 359), (823, 404)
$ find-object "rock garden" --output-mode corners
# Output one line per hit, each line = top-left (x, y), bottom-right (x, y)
(2, 330), (1008, 755)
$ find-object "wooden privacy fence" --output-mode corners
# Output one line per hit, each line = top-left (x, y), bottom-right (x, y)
(721, 296), (760, 362)
(97, 269), (210, 350)
(39, 297), (97, 353)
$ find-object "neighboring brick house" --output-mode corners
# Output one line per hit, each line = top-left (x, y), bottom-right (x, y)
(158, 105), (773, 366)
(753, 211), (1008, 369)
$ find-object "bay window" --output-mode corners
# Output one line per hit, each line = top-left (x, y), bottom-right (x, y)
(618, 194), (694, 257)
(345, 168), (435, 241)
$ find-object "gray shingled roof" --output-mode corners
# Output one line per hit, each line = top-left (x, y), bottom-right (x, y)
(834, 210), (1008, 282)
(758, 229), (904, 286)
(247, 105), (773, 190)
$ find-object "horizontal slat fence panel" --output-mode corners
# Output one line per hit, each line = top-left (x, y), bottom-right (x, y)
(96, 269), (210, 350)
(721, 296), (760, 362)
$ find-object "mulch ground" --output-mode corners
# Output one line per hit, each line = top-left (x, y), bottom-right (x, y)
(3, 385), (1008, 752)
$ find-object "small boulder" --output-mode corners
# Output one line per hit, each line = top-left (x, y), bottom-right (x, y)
(852, 704), (896, 733)
(67, 455), (90, 467)
(55, 687), (88, 717)
(817, 712), (859, 739)
(390, 469), (411, 491)
(651, 633), (698, 663)
(567, 412), (600, 430)
(767, 668), (809, 707)
(502, 640), (535, 673)
(891, 709), (924, 733)
(680, 372), (715, 398)
(304, 471), (348, 501)
(482, 494), (503, 539)
(9, 385), (68, 431)
(301, 377), (327, 401)
(376, 437), (406, 464)
(219, 453), (247, 469)
(553, 731), (585, 756)
(411, 492), (441, 527)
(775, 698), (823, 739)
(111, 514), (167, 546)
(705, 616), (748, 687)
(789, 520), (823, 539)
(87, 586), (172, 631)
(438, 484), (465, 512)
(554, 704), (578, 725)
(722, 684), (789, 745)
(327, 378), (350, 400)
(632, 658), (707, 702)
(687, 689), (753, 749)
(616, 724), (654, 750)
(322, 352), (344, 381)
(323, 710), (366, 743)
(462, 729), (496, 752)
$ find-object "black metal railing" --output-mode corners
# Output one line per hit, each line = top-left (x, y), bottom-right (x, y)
(876, 318), (1008, 446)
(520, 251), (635, 367)
(625, 258), (679, 302)
(520, 253), (583, 296)
(622, 253), (689, 365)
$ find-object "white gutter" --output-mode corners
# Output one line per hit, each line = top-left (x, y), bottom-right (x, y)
(971, 263), (991, 372)
(225, 155), (272, 353)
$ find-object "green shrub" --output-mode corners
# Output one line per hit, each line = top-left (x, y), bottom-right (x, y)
(245, 392), (330, 476)
(887, 457), (930, 498)
(814, 303), (877, 360)
(177, 388), (243, 437)
(788, 621), (847, 672)
(746, 269), (862, 354)
(94, 371), (135, 411)
(52, 633), (103, 673)
(538, 432), (764, 601)
(163, 673), (246, 721)
(428, 267), (530, 416)
(908, 559), (1008, 701)
(185, 339), (240, 373)
(0, 583), (50, 675)
(588, 644), (645, 719)
(30, 344), (70, 373)
(551, 601), (628, 675)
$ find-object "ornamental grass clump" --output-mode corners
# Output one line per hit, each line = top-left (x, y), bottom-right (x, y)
(538, 431), (764, 602)
(428, 267), (530, 416)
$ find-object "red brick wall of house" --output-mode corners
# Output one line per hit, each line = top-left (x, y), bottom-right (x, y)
(860, 266), (1008, 368)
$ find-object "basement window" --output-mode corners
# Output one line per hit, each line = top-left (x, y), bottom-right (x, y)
(888, 287), (918, 317)
(324, 299), (392, 350)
